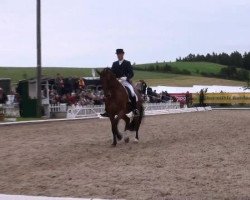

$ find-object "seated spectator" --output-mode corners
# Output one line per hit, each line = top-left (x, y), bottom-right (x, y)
(141, 80), (147, 95)
(67, 92), (77, 105)
(161, 92), (170, 102)
(78, 78), (85, 91)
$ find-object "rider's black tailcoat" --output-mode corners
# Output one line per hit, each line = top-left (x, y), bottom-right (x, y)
(111, 60), (134, 81)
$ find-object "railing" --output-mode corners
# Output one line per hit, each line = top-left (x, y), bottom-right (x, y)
(0, 104), (20, 118)
(144, 102), (180, 111)
(67, 105), (105, 119)
(50, 103), (67, 113)
(63, 102), (181, 119)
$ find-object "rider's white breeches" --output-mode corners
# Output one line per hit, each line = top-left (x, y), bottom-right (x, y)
(119, 79), (137, 100)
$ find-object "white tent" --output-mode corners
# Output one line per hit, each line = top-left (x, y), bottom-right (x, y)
(151, 85), (250, 94)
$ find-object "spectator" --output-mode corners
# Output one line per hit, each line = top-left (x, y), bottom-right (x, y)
(185, 91), (192, 108)
(78, 78), (85, 91)
(199, 89), (205, 107)
(161, 92), (171, 102)
(141, 80), (147, 95)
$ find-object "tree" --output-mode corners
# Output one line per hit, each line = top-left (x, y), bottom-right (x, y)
(219, 66), (237, 79)
(218, 53), (231, 65)
(164, 64), (172, 72)
(237, 69), (250, 81)
(243, 52), (250, 70)
(205, 53), (212, 62)
(230, 51), (243, 67)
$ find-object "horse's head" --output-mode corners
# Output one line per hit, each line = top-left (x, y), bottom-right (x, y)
(96, 68), (117, 91)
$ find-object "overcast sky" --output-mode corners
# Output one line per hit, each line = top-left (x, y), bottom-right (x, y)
(0, 0), (250, 68)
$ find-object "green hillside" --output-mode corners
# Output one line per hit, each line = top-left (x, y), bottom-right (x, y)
(133, 70), (245, 86)
(168, 62), (223, 75)
(0, 67), (91, 83)
(0, 62), (247, 87)
(136, 61), (226, 76)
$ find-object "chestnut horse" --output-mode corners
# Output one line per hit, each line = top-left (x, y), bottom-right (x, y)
(97, 68), (144, 146)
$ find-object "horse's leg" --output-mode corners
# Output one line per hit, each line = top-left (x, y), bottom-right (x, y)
(110, 116), (118, 146)
(116, 112), (127, 141)
(135, 128), (139, 141)
(122, 115), (131, 143)
(123, 115), (131, 131)
(116, 123), (123, 141)
(134, 105), (144, 141)
(110, 112), (125, 146)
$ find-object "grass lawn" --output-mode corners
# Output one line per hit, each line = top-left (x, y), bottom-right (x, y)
(0, 65), (246, 87)
(0, 67), (91, 83)
(16, 117), (42, 121)
(169, 62), (223, 75)
(133, 70), (245, 86)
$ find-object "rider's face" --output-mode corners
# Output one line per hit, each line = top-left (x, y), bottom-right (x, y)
(117, 53), (124, 61)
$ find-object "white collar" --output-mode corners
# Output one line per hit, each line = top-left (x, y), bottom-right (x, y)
(119, 59), (124, 65)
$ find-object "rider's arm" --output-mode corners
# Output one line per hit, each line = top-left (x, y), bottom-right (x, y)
(125, 61), (134, 80)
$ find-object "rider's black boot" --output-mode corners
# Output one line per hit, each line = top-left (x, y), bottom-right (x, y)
(100, 112), (109, 117)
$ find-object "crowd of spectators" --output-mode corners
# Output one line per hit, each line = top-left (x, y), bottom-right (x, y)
(146, 87), (176, 103)
(45, 74), (104, 106)
(2, 74), (192, 107)
(46, 75), (178, 106)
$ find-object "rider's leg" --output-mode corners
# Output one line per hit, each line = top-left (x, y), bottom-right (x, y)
(100, 110), (109, 117)
(121, 81), (139, 115)
(122, 81), (136, 98)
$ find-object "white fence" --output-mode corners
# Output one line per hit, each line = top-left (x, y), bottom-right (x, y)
(144, 102), (180, 111)
(67, 105), (105, 119)
(64, 102), (181, 119)
(51, 103), (182, 119)
(0, 104), (20, 118)
(50, 103), (67, 113)
(49, 103), (213, 119)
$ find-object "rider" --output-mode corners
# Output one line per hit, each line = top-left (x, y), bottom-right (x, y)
(101, 49), (139, 117)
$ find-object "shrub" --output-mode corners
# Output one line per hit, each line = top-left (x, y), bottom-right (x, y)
(181, 69), (191, 75)
(163, 64), (172, 72)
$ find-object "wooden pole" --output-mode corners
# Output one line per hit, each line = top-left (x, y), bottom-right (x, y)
(36, 0), (42, 117)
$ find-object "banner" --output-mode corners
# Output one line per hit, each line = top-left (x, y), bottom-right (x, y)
(192, 93), (250, 104)
(170, 93), (186, 102)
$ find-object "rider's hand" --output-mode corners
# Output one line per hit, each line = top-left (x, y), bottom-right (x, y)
(120, 77), (127, 81)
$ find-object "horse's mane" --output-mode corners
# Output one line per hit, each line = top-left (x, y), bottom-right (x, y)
(100, 68), (120, 91)
(100, 68), (116, 80)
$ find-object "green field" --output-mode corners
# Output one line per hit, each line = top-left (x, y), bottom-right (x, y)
(136, 61), (226, 75)
(0, 67), (91, 83)
(169, 62), (224, 75)
(134, 70), (245, 86)
(0, 62), (247, 87)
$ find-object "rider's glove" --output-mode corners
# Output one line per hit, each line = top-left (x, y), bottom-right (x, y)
(120, 77), (127, 81)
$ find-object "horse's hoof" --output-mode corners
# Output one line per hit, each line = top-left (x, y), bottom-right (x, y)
(133, 138), (139, 143)
(117, 134), (123, 141)
(111, 143), (117, 147)
(124, 136), (130, 144)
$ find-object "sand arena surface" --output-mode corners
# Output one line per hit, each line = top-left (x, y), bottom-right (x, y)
(0, 111), (249, 200)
